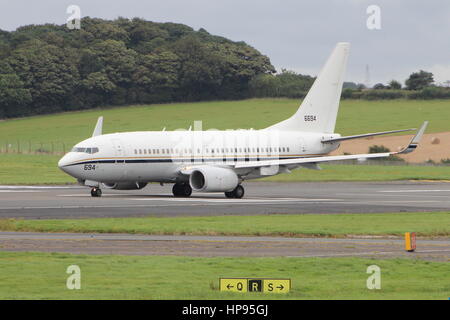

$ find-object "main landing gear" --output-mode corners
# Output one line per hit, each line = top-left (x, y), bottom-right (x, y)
(225, 185), (245, 199)
(172, 183), (192, 197)
(91, 187), (102, 197)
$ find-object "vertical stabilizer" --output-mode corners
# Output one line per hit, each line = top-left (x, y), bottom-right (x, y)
(92, 116), (103, 137)
(268, 42), (350, 133)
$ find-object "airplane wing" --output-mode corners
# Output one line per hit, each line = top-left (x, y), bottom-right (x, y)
(234, 121), (428, 169)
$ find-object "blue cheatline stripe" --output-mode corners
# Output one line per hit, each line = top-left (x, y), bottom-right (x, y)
(63, 155), (315, 167)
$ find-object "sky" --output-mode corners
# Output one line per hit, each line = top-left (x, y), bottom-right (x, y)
(0, 0), (449, 86)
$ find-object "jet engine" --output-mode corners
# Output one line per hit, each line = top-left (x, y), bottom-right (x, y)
(189, 166), (239, 192)
(102, 182), (147, 190)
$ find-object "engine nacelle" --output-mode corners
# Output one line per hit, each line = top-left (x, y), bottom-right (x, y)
(189, 166), (239, 192)
(102, 182), (147, 190)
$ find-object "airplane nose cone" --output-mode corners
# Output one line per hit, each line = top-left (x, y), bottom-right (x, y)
(58, 155), (70, 172)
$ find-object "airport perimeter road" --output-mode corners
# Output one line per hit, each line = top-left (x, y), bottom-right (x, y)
(1, 181), (450, 219)
(0, 232), (449, 261)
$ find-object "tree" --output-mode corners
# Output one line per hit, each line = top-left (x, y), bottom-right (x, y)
(405, 70), (434, 90)
(388, 80), (402, 89)
(0, 18), (277, 118)
(373, 83), (386, 90)
(7, 39), (79, 113)
(0, 62), (32, 117)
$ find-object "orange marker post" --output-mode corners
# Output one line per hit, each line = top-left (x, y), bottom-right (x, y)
(405, 232), (416, 252)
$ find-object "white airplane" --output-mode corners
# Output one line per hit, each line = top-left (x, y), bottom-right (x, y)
(58, 42), (427, 198)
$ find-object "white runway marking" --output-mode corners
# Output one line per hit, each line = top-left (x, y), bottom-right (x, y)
(58, 194), (339, 203)
(129, 198), (338, 203)
(60, 193), (135, 197)
(0, 190), (42, 193)
(379, 189), (450, 193)
(0, 204), (209, 210)
(0, 186), (78, 189)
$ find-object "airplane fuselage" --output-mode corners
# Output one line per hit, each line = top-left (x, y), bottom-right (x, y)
(59, 130), (340, 184)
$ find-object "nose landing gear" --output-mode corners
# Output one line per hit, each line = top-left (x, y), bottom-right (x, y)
(91, 187), (102, 197)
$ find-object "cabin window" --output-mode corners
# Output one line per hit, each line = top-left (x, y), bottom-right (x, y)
(287, 147), (290, 152)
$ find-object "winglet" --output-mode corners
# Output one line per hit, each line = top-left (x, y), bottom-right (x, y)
(92, 116), (103, 137)
(395, 121), (428, 154)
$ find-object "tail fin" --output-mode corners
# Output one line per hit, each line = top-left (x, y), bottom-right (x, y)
(268, 42), (350, 133)
(92, 116), (103, 137)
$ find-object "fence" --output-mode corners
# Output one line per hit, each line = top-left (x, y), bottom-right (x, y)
(0, 141), (69, 155)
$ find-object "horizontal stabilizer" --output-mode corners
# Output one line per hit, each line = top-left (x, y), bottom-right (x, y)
(322, 128), (416, 143)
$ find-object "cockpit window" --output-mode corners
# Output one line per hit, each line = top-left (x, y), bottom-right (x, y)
(71, 147), (99, 154)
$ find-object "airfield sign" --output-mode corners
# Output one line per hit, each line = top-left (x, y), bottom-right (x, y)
(219, 278), (291, 294)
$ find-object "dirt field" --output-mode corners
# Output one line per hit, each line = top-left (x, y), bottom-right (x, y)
(331, 132), (450, 163)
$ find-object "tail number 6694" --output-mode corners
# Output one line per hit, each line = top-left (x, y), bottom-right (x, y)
(304, 115), (317, 122)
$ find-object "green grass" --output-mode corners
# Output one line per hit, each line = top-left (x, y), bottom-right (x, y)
(2, 153), (450, 184)
(0, 99), (448, 153)
(1, 212), (449, 237)
(0, 252), (448, 299)
(0, 154), (69, 184)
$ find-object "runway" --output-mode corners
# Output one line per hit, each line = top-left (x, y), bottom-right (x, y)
(1, 181), (450, 219)
(1, 232), (449, 261)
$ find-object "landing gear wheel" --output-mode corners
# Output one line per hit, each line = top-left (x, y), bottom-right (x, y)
(172, 183), (192, 197)
(225, 191), (234, 198)
(225, 185), (245, 199)
(91, 187), (102, 197)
